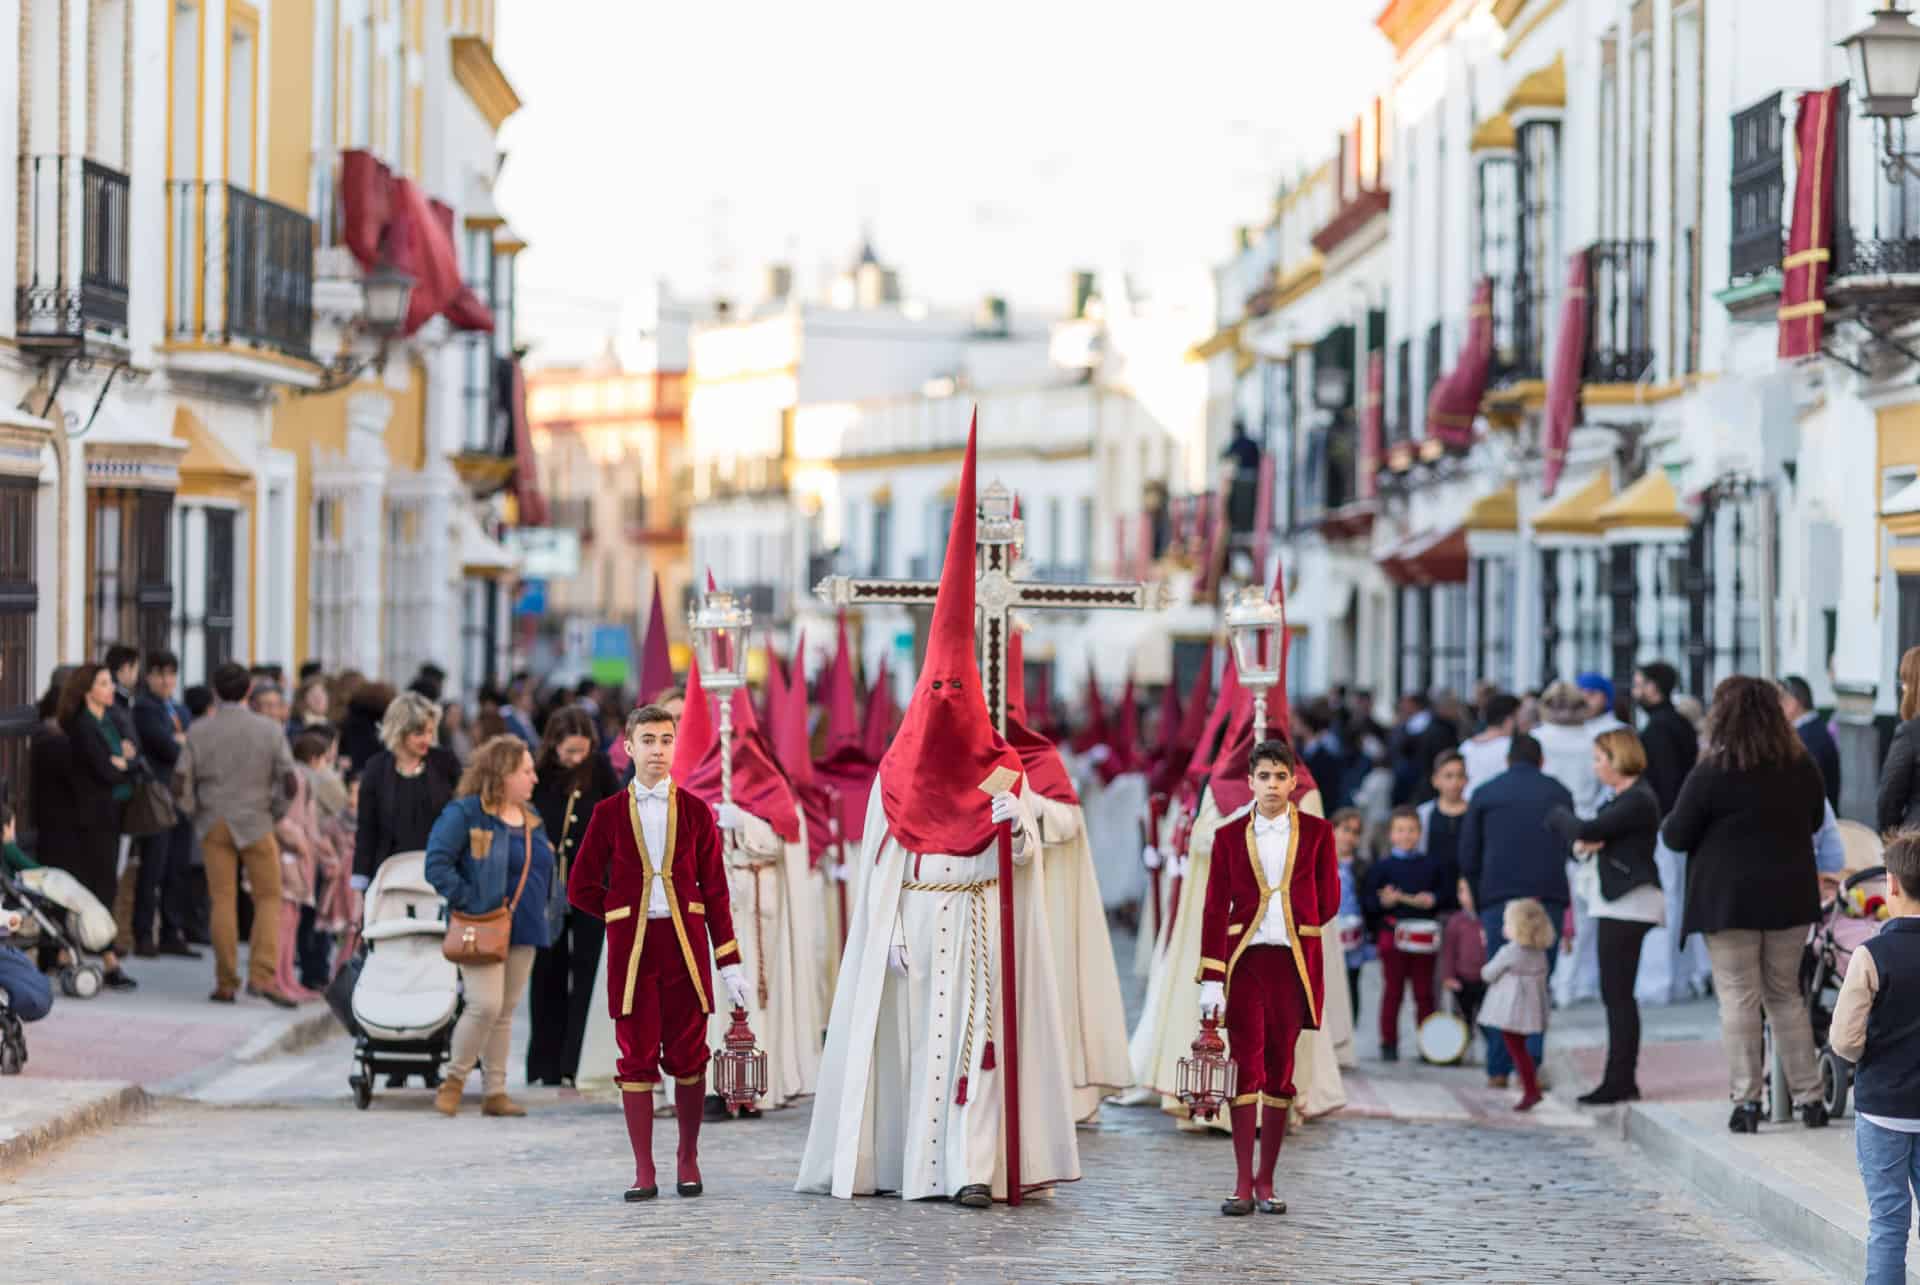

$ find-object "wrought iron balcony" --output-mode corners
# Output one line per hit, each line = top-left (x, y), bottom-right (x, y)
(1729, 93), (1785, 282)
(166, 180), (315, 360)
(1585, 240), (1656, 384)
(1506, 271), (1546, 382)
(17, 156), (129, 344)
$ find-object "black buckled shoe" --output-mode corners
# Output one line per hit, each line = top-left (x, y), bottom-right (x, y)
(1258, 1197), (1287, 1215)
(1220, 1196), (1255, 1216)
(624, 1185), (658, 1202)
(954, 1184), (992, 1209)
(1728, 1102), (1762, 1134)
(675, 1181), (703, 1198)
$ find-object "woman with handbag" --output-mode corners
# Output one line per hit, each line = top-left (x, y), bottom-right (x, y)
(424, 735), (555, 1118)
(51, 664), (137, 990)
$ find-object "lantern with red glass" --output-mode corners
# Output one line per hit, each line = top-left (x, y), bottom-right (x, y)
(711, 1004), (768, 1108)
(1175, 1013), (1236, 1121)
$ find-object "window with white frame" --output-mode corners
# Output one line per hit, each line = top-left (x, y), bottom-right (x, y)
(1516, 120), (1561, 377)
(310, 491), (349, 668)
(172, 505), (238, 679)
(1476, 154), (1518, 373)
(383, 498), (432, 684)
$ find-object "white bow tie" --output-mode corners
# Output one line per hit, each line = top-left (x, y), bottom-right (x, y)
(1254, 816), (1288, 836)
(635, 782), (670, 802)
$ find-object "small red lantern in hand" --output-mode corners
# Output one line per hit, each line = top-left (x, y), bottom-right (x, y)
(711, 1005), (768, 1109)
(1176, 1013), (1236, 1121)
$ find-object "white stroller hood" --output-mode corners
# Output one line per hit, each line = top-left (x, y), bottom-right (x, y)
(352, 852), (458, 1043)
(18, 867), (117, 953)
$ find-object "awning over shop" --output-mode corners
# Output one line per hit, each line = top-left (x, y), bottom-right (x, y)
(1596, 470), (1689, 534)
(1427, 278), (1494, 450)
(1464, 481), (1519, 533)
(1532, 470), (1612, 538)
(1378, 526), (1468, 586)
(457, 504), (518, 581)
(172, 406), (252, 502)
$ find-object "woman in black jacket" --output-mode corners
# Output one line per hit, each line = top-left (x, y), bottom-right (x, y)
(1877, 647), (1920, 833)
(1550, 728), (1662, 1105)
(1661, 675), (1828, 1134)
(525, 707), (623, 1085)
(352, 692), (461, 887)
(40, 665), (136, 989)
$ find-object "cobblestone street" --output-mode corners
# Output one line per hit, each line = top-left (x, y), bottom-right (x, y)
(3, 1047), (1835, 1283)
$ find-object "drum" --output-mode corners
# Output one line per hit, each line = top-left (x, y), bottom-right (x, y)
(1417, 1012), (1471, 1065)
(1337, 915), (1365, 953)
(1392, 918), (1441, 955)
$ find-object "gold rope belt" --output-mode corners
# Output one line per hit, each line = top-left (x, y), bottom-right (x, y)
(903, 878), (998, 1097)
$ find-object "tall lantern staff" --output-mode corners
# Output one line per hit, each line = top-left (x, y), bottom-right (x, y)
(1224, 580), (1287, 742)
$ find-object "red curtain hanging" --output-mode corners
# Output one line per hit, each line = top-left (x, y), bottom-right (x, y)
(507, 358), (550, 525)
(1779, 87), (1843, 360)
(1359, 350), (1384, 501)
(431, 200), (495, 333)
(336, 149), (481, 337)
(339, 149), (391, 271)
(1426, 278), (1493, 450)
(1541, 249), (1592, 498)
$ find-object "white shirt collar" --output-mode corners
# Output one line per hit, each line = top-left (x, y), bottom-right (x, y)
(1253, 809), (1290, 835)
(632, 778), (670, 803)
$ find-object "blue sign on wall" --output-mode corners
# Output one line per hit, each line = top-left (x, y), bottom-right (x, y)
(514, 578), (547, 617)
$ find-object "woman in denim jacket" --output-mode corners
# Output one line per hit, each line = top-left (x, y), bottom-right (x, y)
(425, 736), (556, 1118)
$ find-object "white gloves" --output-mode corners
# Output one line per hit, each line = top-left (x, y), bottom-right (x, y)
(720, 963), (750, 1009)
(1199, 980), (1226, 1018)
(830, 861), (850, 883)
(350, 873), (370, 892)
(989, 791), (1020, 826)
(717, 802), (743, 831)
(1142, 843), (1164, 871)
(887, 941), (910, 977)
(1086, 744), (1112, 765)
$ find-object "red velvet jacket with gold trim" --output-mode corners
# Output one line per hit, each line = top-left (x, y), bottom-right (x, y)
(567, 783), (737, 1018)
(1196, 804), (1341, 1029)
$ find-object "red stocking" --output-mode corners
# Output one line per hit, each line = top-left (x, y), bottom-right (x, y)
(621, 1090), (656, 1191)
(674, 1080), (704, 1187)
(1503, 1032), (1541, 1110)
(1228, 1101), (1257, 1201)
(1255, 1102), (1287, 1201)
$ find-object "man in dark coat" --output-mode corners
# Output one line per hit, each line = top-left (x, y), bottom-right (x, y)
(132, 651), (199, 958)
(1458, 733), (1573, 1086)
(1632, 661), (1697, 815)
(1779, 675), (1841, 811)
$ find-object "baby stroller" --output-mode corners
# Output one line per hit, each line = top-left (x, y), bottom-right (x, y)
(1801, 864), (1889, 1118)
(0, 864), (110, 999)
(342, 852), (461, 1110)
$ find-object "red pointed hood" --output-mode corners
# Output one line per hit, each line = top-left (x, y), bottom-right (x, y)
(773, 632), (816, 790)
(639, 577), (674, 702)
(1152, 671), (1184, 759)
(861, 654), (897, 759)
(1096, 675), (1142, 783)
(672, 655), (802, 843)
(1208, 563), (1313, 813)
(876, 413), (1024, 854)
(1184, 661), (1240, 789)
(1006, 628), (1078, 805)
(1070, 659), (1110, 754)
(825, 612), (861, 751)
(1151, 646), (1213, 796)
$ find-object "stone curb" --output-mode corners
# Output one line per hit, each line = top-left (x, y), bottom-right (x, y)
(1620, 1099), (1920, 1285)
(152, 1007), (343, 1096)
(0, 1082), (150, 1172)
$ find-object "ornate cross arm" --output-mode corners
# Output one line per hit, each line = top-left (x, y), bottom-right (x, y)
(1008, 579), (1173, 613)
(814, 575), (939, 608)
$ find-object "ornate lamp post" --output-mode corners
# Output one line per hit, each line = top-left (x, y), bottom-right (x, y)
(688, 584), (753, 816)
(298, 261), (415, 397)
(1841, 6), (1920, 179)
(1225, 583), (1287, 743)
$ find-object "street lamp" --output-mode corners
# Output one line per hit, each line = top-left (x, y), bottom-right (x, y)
(689, 583), (752, 814)
(1843, 6), (1920, 119)
(1224, 582), (1286, 742)
(297, 260), (415, 396)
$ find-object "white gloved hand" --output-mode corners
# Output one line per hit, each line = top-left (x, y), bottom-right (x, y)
(989, 791), (1020, 826)
(717, 802), (743, 831)
(831, 862), (850, 883)
(1199, 980), (1226, 1018)
(1086, 744), (1112, 765)
(1142, 843), (1164, 871)
(720, 963), (750, 1009)
(350, 873), (370, 892)
(887, 942), (910, 977)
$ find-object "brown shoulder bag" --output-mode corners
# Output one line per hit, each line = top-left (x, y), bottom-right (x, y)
(442, 818), (534, 966)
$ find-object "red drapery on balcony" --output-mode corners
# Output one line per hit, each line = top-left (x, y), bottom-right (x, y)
(431, 199), (495, 333)
(338, 148), (487, 337)
(506, 358), (550, 525)
(340, 150), (391, 270)
(1426, 278), (1493, 450)
(1359, 350), (1384, 501)
(1541, 249), (1592, 498)
(1779, 87), (1843, 360)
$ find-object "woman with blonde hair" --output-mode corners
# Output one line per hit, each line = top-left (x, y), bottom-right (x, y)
(351, 690), (461, 889)
(424, 735), (556, 1117)
(1876, 646), (1920, 832)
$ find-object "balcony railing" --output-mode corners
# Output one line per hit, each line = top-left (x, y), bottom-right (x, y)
(1729, 93), (1785, 281)
(167, 180), (315, 360)
(1831, 104), (1920, 289)
(1585, 240), (1656, 384)
(1508, 271), (1546, 382)
(18, 156), (129, 342)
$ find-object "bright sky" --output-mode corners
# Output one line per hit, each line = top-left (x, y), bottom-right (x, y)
(492, 1), (1392, 366)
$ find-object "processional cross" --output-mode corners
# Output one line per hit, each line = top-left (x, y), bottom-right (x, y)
(814, 475), (1169, 1207)
(815, 479), (1171, 737)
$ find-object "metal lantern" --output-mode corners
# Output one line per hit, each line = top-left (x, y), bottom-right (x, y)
(1842, 6), (1920, 120)
(688, 587), (752, 695)
(361, 262), (416, 336)
(1225, 583), (1286, 742)
(712, 1004), (768, 1108)
(1175, 1013), (1236, 1122)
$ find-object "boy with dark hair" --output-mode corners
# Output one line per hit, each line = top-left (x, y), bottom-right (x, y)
(1361, 805), (1451, 1061)
(1832, 830), (1920, 1282)
(1197, 738), (1340, 1216)
(1632, 661), (1697, 813)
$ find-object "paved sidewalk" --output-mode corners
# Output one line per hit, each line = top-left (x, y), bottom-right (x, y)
(3, 948), (336, 1168)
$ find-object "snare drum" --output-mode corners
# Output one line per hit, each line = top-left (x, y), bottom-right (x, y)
(1338, 915), (1365, 953)
(1417, 1012), (1471, 1065)
(1392, 918), (1441, 955)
